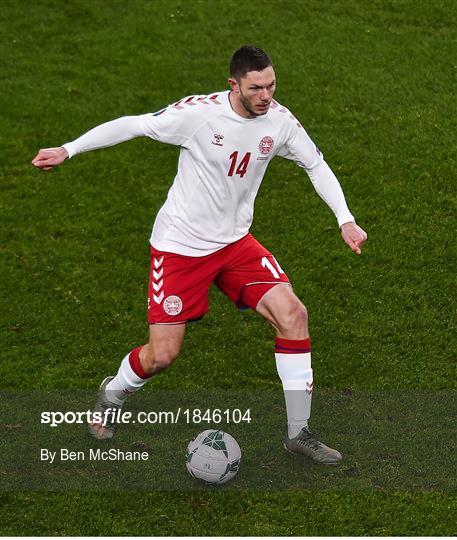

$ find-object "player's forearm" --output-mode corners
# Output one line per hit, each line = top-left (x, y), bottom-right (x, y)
(306, 161), (355, 227)
(62, 116), (148, 158)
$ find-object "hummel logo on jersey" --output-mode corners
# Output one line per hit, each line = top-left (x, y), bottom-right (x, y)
(212, 134), (224, 146)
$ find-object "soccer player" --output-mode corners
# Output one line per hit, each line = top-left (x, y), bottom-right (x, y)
(32, 45), (367, 464)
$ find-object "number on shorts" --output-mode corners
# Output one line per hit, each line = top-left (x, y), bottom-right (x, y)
(261, 256), (284, 279)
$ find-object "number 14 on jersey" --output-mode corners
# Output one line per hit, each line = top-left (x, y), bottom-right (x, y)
(228, 151), (251, 179)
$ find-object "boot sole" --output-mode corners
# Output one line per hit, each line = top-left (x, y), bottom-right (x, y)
(283, 442), (342, 465)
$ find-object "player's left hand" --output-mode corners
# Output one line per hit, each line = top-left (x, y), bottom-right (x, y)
(340, 222), (367, 255)
(32, 146), (68, 170)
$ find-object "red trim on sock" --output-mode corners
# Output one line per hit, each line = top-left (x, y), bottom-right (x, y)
(128, 346), (151, 379)
(275, 337), (311, 354)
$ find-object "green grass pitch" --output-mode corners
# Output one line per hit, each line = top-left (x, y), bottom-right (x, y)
(1, 0), (456, 535)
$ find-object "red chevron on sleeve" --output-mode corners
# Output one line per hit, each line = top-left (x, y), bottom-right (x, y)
(209, 94), (222, 104)
(185, 96), (197, 106)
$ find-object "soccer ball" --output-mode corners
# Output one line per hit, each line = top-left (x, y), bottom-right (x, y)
(185, 429), (241, 485)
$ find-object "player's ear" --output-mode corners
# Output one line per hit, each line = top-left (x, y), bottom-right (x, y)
(228, 77), (240, 93)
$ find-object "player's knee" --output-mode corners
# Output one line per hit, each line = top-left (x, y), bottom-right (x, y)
(276, 301), (308, 336)
(153, 347), (180, 371)
(140, 342), (181, 374)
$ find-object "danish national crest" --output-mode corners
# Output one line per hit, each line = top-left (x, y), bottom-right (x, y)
(163, 295), (183, 316)
(259, 136), (274, 155)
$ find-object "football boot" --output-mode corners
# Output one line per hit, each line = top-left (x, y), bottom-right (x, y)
(284, 426), (342, 464)
(87, 376), (120, 440)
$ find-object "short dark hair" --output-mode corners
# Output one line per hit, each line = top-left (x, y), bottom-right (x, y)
(229, 45), (273, 79)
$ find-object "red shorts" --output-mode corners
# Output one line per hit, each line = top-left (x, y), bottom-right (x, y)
(147, 233), (290, 324)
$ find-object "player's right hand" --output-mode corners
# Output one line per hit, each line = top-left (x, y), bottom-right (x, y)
(32, 147), (68, 170)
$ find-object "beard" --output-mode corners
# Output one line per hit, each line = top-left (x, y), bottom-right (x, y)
(239, 92), (265, 117)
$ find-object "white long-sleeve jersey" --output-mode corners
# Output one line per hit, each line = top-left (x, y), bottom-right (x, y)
(63, 90), (354, 256)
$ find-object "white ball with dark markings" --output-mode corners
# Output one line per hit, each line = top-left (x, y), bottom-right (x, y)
(185, 429), (241, 485)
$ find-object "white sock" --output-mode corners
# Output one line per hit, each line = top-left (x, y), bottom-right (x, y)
(275, 338), (313, 438)
(105, 347), (150, 406)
